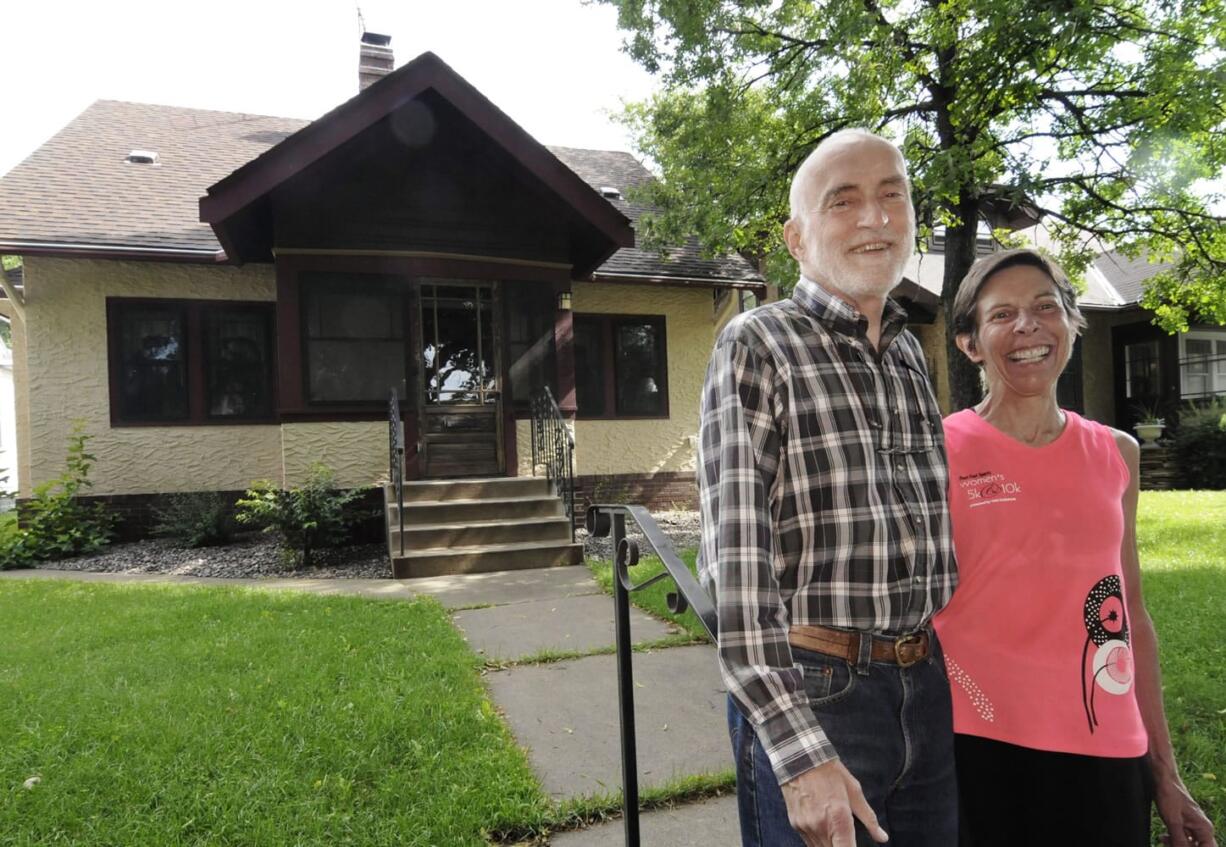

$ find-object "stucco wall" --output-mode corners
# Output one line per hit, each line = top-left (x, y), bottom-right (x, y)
(19, 257), (281, 497)
(280, 422), (388, 489)
(570, 281), (712, 476)
(909, 314), (952, 415)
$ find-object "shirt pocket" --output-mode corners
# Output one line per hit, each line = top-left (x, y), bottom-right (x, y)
(888, 358), (943, 454)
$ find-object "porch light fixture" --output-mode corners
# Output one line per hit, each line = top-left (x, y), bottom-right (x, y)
(557, 291), (573, 311)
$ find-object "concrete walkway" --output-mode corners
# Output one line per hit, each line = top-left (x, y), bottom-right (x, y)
(3, 565), (739, 845)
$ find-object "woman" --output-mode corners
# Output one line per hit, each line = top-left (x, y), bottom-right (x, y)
(933, 248), (1216, 846)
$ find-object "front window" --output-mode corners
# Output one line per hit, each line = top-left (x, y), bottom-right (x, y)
(1123, 340), (1160, 400)
(108, 299), (275, 425)
(117, 305), (188, 421)
(302, 274), (406, 404)
(575, 314), (668, 418)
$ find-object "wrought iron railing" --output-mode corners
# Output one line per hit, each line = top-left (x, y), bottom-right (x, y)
(585, 504), (719, 847)
(387, 389), (406, 559)
(530, 387), (576, 541)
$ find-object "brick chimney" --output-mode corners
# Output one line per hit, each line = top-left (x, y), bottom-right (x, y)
(359, 32), (393, 91)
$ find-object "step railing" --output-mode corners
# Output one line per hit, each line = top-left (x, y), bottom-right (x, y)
(388, 389), (406, 559)
(531, 387), (576, 542)
(585, 503), (719, 847)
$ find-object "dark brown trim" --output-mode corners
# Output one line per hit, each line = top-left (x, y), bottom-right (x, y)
(200, 52), (633, 251)
(106, 297), (278, 427)
(275, 252), (570, 284)
(554, 295), (577, 413)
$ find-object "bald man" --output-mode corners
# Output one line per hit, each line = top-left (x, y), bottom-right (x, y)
(697, 129), (958, 847)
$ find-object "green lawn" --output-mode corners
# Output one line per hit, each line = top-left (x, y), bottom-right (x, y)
(0, 582), (550, 846)
(591, 491), (1226, 841)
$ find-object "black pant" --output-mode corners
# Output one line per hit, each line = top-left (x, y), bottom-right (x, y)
(956, 734), (1153, 847)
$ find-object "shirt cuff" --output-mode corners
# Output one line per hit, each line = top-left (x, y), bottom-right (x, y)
(756, 703), (839, 784)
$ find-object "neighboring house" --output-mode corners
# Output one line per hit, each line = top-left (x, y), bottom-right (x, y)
(0, 42), (768, 532)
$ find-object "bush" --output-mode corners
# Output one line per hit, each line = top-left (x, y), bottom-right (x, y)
(0, 423), (116, 570)
(150, 492), (237, 547)
(1172, 398), (1226, 489)
(235, 463), (367, 567)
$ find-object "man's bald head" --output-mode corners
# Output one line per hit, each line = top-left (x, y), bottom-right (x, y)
(788, 129), (909, 222)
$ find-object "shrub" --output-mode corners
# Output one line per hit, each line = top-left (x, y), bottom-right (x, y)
(235, 463), (367, 567)
(0, 423), (116, 569)
(1172, 398), (1226, 490)
(150, 492), (237, 547)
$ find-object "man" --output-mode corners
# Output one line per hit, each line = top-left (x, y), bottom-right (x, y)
(697, 129), (958, 847)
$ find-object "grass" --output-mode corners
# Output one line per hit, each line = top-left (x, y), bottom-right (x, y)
(587, 491), (1226, 842)
(1134, 491), (1226, 840)
(588, 547), (712, 642)
(0, 581), (551, 846)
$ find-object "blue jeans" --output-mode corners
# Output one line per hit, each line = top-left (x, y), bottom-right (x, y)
(727, 635), (957, 847)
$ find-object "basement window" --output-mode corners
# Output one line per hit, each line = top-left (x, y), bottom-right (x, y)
(125, 150), (159, 165)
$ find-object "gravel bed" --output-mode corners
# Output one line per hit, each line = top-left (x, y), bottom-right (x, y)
(579, 509), (702, 562)
(32, 509), (703, 579)
(39, 533), (391, 579)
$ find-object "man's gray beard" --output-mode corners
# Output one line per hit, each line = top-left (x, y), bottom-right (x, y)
(809, 244), (912, 302)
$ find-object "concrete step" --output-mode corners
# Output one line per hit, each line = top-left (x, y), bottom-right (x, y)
(387, 515), (573, 550)
(390, 540), (584, 579)
(388, 495), (565, 525)
(387, 476), (552, 503)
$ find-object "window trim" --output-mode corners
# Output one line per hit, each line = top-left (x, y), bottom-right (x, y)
(106, 297), (278, 427)
(574, 313), (669, 421)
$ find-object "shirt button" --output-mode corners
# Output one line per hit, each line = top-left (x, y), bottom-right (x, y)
(914, 576), (923, 584)
(913, 515), (923, 525)
(895, 462), (905, 473)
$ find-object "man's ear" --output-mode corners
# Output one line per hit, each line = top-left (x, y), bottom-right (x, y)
(955, 332), (983, 364)
(783, 218), (804, 261)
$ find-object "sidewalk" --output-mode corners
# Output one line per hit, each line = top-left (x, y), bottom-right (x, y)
(4, 565), (739, 845)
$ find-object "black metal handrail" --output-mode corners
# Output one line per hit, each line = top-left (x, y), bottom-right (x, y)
(531, 387), (576, 541)
(585, 503), (718, 847)
(388, 389), (406, 559)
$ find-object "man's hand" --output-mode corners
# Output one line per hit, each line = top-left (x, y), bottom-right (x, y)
(780, 759), (889, 847)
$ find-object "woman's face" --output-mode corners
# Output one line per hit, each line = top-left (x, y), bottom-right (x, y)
(959, 263), (1076, 401)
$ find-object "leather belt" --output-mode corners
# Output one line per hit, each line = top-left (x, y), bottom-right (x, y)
(789, 623), (931, 668)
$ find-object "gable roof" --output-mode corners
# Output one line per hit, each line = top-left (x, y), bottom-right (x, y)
(200, 52), (634, 271)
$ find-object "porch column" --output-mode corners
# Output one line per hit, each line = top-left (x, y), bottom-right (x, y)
(554, 284), (577, 415)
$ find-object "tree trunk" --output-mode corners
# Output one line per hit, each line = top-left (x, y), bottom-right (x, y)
(942, 197), (984, 411)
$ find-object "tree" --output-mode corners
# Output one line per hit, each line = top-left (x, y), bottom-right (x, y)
(601, 0), (1226, 409)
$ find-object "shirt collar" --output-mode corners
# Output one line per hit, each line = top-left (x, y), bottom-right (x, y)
(791, 275), (910, 344)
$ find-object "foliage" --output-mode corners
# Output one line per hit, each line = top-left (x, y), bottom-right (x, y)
(150, 491), (238, 547)
(602, 0), (1226, 408)
(1172, 397), (1226, 488)
(0, 422), (115, 569)
(235, 463), (367, 567)
(0, 582), (551, 845)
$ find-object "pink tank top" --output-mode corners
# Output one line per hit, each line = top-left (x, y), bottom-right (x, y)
(933, 409), (1148, 757)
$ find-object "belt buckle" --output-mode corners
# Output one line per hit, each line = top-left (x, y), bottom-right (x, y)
(894, 632), (926, 667)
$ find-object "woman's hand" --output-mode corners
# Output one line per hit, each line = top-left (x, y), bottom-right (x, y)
(1154, 771), (1216, 847)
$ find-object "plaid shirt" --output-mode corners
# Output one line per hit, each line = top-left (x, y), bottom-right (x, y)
(697, 276), (957, 784)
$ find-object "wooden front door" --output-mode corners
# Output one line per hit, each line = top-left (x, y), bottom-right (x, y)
(418, 281), (503, 477)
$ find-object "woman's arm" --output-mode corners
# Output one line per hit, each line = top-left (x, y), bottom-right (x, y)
(1113, 429), (1216, 847)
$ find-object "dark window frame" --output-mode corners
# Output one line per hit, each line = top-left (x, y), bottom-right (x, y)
(106, 297), (278, 427)
(574, 313), (669, 420)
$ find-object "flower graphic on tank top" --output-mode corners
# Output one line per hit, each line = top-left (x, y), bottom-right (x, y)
(1080, 575), (1134, 734)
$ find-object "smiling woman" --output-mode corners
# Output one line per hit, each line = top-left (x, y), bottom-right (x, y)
(933, 249), (1218, 847)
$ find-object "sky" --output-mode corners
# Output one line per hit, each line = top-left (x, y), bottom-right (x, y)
(0, 0), (659, 177)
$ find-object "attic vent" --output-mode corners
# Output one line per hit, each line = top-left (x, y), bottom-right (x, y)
(125, 150), (159, 165)
(599, 186), (622, 200)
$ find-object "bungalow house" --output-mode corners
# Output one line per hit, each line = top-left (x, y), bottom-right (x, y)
(0, 38), (770, 573)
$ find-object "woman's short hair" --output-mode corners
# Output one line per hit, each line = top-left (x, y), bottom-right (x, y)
(951, 247), (1088, 340)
